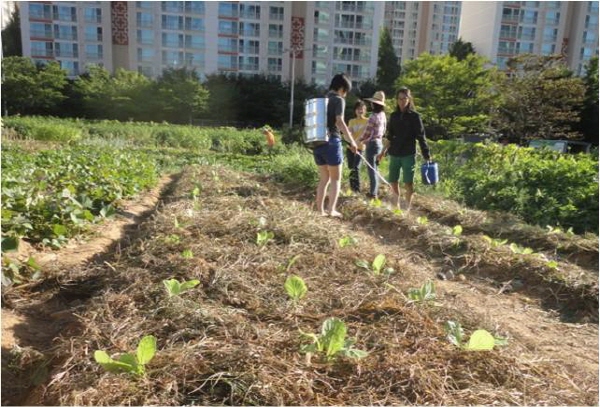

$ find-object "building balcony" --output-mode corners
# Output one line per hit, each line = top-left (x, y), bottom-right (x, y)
(240, 29), (260, 37)
(30, 30), (53, 39)
(86, 52), (104, 60)
(239, 63), (259, 71)
(31, 49), (54, 57)
(55, 49), (78, 58)
(239, 46), (259, 54)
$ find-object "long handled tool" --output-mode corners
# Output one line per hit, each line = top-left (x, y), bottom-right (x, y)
(356, 151), (390, 187)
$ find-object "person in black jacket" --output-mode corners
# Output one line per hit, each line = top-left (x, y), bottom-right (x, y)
(378, 87), (431, 211)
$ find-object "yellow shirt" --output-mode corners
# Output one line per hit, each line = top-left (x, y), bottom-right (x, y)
(348, 117), (368, 151)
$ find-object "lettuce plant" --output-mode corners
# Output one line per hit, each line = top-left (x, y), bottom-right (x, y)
(163, 278), (200, 298)
(284, 275), (307, 303)
(94, 335), (156, 376)
(300, 318), (368, 361)
(444, 321), (508, 351)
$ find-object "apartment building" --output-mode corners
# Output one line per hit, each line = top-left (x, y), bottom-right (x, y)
(459, 1), (599, 75)
(384, 1), (461, 65)
(17, 1), (599, 81)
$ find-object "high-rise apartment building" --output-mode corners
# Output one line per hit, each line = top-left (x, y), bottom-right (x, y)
(459, 1), (599, 75)
(384, 1), (461, 65)
(17, 1), (599, 81)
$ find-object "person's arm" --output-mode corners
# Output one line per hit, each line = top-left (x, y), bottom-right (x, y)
(378, 114), (393, 161)
(414, 114), (431, 161)
(358, 115), (377, 144)
(336, 115), (357, 152)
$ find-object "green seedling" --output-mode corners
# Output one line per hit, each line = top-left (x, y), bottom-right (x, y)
(256, 230), (274, 246)
(94, 335), (156, 376)
(191, 184), (201, 200)
(369, 197), (382, 207)
(546, 260), (559, 269)
(416, 216), (428, 225)
(509, 243), (534, 255)
(181, 249), (194, 259)
(444, 320), (508, 351)
(164, 234), (181, 244)
(163, 278), (200, 297)
(338, 236), (358, 248)
(300, 318), (368, 362)
(452, 225), (463, 236)
(482, 235), (508, 248)
(408, 280), (436, 303)
(392, 208), (404, 216)
(356, 254), (394, 276)
(284, 275), (307, 303)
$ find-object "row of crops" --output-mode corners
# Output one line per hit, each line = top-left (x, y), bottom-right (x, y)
(1, 116), (598, 254)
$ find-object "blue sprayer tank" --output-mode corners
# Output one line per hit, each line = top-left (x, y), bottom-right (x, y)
(421, 161), (439, 185)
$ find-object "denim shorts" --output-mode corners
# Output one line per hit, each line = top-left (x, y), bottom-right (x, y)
(313, 137), (343, 166)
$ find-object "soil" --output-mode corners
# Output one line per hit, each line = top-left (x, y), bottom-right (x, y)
(1, 168), (598, 405)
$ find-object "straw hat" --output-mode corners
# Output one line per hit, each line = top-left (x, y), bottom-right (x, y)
(365, 91), (386, 106)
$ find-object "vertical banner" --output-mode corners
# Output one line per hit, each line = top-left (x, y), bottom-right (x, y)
(291, 16), (305, 58)
(111, 1), (128, 45)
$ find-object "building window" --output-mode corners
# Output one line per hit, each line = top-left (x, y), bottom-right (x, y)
(268, 41), (283, 56)
(137, 2), (154, 10)
(218, 37), (237, 52)
(137, 47), (155, 62)
(543, 27), (558, 42)
(138, 65), (154, 77)
(270, 6), (284, 21)
(162, 32), (184, 48)
(137, 29), (154, 45)
(268, 57), (282, 72)
(541, 43), (555, 54)
(85, 26), (103, 42)
(185, 17), (204, 31)
(545, 11), (560, 25)
(85, 44), (103, 59)
(239, 22), (260, 37)
(55, 42), (78, 58)
(518, 26), (535, 41)
(521, 10), (538, 24)
(218, 20), (238, 35)
(218, 2), (238, 18)
(30, 22), (53, 39)
(54, 24), (77, 41)
(268, 24), (283, 39)
(54, 5), (77, 22)
(29, 3), (52, 19)
(218, 54), (237, 70)
(162, 1), (183, 13)
(185, 2), (205, 14)
(137, 12), (154, 28)
(239, 56), (259, 70)
(240, 4), (260, 19)
(59, 60), (79, 76)
(162, 15), (184, 30)
(31, 41), (53, 57)
(185, 52), (204, 66)
(162, 50), (184, 65)
(84, 7), (101, 24)
(185, 35), (205, 50)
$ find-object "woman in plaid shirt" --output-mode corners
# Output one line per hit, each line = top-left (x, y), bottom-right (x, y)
(359, 91), (387, 199)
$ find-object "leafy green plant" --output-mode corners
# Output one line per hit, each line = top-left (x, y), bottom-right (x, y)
(444, 321), (507, 351)
(191, 184), (201, 200)
(452, 225), (463, 236)
(94, 335), (157, 376)
(256, 230), (274, 246)
(338, 236), (358, 248)
(408, 280), (436, 302)
(163, 278), (200, 297)
(1, 256), (42, 286)
(369, 197), (382, 207)
(509, 243), (534, 255)
(356, 254), (394, 276)
(284, 275), (307, 303)
(164, 234), (181, 244)
(416, 216), (428, 225)
(482, 235), (508, 248)
(300, 318), (368, 361)
(181, 249), (194, 259)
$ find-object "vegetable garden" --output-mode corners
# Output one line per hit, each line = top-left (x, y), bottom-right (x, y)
(1, 117), (598, 405)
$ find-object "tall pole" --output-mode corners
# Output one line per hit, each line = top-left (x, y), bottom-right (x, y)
(289, 49), (296, 128)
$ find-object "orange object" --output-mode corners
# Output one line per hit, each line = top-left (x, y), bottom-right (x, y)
(264, 129), (276, 147)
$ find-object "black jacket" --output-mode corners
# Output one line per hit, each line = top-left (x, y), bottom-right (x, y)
(385, 109), (431, 160)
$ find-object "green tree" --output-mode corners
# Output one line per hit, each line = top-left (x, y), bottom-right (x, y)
(397, 53), (500, 139)
(201, 73), (242, 123)
(73, 65), (114, 119)
(2, 57), (67, 115)
(156, 67), (209, 123)
(494, 54), (585, 141)
(376, 27), (401, 96)
(1, 4), (22, 57)
(449, 38), (476, 61)
(578, 57), (598, 145)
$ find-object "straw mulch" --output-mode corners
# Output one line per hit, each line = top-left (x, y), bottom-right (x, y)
(33, 164), (597, 405)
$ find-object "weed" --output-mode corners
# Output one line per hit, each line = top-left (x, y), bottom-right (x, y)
(338, 236), (358, 248)
(256, 230), (274, 246)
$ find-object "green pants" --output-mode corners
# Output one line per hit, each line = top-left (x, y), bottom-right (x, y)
(388, 154), (416, 184)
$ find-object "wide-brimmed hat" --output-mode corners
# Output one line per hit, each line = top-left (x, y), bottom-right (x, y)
(365, 91), (386, 106)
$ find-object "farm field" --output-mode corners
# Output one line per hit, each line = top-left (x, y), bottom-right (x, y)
(2, 150), (598, 405)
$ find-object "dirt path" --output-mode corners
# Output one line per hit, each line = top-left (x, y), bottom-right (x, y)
(1, 173), (177, 406)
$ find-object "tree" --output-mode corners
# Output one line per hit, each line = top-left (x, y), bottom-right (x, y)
(376, 27), (401, 97)
(397, 53), (500, 139)
(494, 54), (585, 141)
(449, 38), (476, 61)
(1, 4), (22, 57)
(2, 57), (67, 115)
(578, 57), (599, 145)
(155, 67), (209, 123)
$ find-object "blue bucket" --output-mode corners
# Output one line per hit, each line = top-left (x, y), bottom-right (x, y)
(421, 161), (439, 185)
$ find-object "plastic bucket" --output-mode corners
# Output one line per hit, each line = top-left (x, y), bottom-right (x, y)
(421, 161), (439, 185)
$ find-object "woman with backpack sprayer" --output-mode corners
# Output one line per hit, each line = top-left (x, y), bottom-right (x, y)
(377, 87), (432, 211)
(312, 73), (358, 217)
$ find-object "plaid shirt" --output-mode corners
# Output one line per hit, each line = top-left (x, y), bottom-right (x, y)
(359, 111), (387, 144)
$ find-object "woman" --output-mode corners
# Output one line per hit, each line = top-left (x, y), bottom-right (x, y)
(359, 91), (387, 199)
(346, 100), (368, 193)
(378, 87), (431, 211)
(313, 73), (358, 217)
